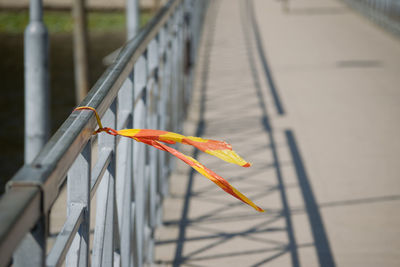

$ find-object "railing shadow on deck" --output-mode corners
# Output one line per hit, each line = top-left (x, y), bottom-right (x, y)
(153, 0), (335, 266)
(0, 0), (209, 266)
(155, 1), (296, 266)
(157, 0), (400, 266)
(244, 1), (335, 266)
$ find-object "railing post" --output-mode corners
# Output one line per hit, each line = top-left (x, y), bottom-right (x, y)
(92, 102), (117, 266)
(156, 22), (170, 204)
(178, 4), (185, 131)
(183, 0), (192, 112)
(135, 54), (148, 267)
(24, 0), (49, 164)
(145, 38), (159, 263)
(66, 142), (91, 266)
(116, 72), (134, 267)
(16, 0), (49, 265)
(164, 12), (176, 171)
(122, 2), (138, 265)
(171, 5), (184, 134)
(169, 10), (178, 134)
(133, 55), (148, 267)
(13, 215), (47, 267)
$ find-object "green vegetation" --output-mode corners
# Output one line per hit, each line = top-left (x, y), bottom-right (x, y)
(0, 10), (152, 33)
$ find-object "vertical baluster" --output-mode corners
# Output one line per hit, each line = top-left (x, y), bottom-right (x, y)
(156, 27), (166, 224)
(179, 4), (185, 131)
(164, 19), (173, 135)
(13, 216), (47, 267)
(92, 103), (117, 266)
(126, 1), (139, 266)
(183, 0), (191, 108)
(172, 8), (179, 135)
(181, 3), (187, 125)
(166, 14), (174, 179)
(192, 0), (198, 60)
(169, 9), (177, 134)
(162, 16), (173, 172)
(174, 5), (181, 130)
(177, 4), (185, 131)
(168, 12), (180, 170)
(191, 0), (197, 55)
(133, 55), (147, 267)
(145, 39), (159, 263)
(165, 8), (173, 173)
(66, 142), (91, 266)
(116, 79), (134, 267)
(157, 23), (171, 201)
(173, 5), (180, 132)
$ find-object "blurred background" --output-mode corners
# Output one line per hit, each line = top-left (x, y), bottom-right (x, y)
(0, 0), (164, 193)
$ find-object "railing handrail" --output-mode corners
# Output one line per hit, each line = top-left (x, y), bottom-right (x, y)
(9, 0), (182, 213)
(0, 0), (208, 265)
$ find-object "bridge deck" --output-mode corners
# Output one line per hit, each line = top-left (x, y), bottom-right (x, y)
(154, 0), (400, 266)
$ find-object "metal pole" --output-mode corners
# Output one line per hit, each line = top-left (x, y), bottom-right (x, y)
(127, 0), (140, 40)
(20, 1), (49, 265)
(24, 0), (49, 164)
(73, 0), (90, 104)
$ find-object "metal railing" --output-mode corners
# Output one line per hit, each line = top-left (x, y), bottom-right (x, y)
(0, 0), (207, 266)
(342, 0), (400, 36)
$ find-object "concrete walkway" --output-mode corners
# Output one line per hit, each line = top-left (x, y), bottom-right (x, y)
(154, 0), (400, 266)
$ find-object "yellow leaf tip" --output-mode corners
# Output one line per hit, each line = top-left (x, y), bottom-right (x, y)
(256, 207), (265, 212)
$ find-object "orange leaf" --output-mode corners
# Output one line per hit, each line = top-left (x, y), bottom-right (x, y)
(73, 106), (264, 212)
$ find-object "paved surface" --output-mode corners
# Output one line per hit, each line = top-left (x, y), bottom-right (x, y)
(154, 0), (400, 266)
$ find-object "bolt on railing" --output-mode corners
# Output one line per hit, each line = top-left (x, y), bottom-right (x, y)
(0, 0), (208, 266)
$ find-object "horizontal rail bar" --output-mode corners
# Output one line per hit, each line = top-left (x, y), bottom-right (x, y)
(46, 203), (85, 267)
